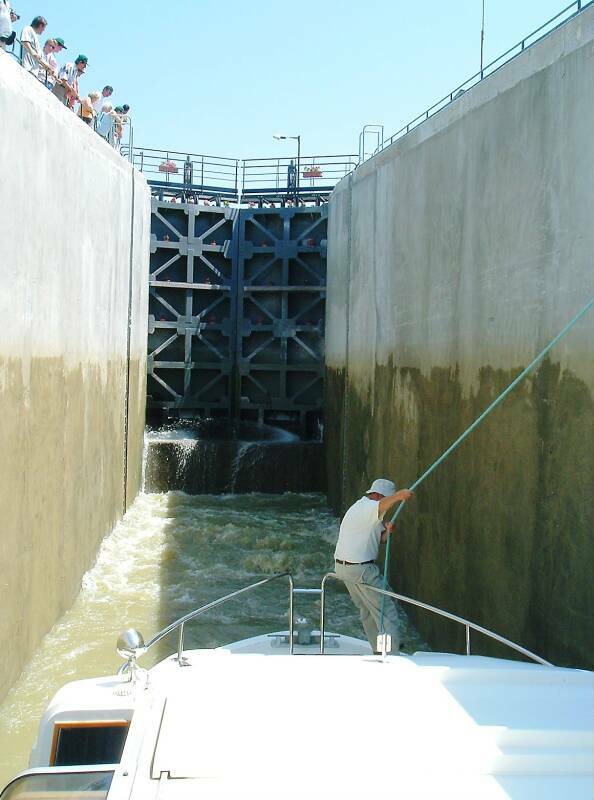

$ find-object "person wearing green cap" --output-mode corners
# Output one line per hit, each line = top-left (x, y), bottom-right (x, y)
(38, 38), (58, 88)
(53, 54), (88, 108)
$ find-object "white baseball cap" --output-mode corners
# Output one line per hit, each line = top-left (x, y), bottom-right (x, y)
(366, 478), (396, 496)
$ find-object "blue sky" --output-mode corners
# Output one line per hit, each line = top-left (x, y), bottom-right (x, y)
(16, 0), (575, 158)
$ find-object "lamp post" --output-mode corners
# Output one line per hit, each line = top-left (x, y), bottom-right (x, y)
(274, 133), (301, 204)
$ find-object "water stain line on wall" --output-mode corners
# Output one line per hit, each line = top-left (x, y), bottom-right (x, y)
(379, 297), (594, 635)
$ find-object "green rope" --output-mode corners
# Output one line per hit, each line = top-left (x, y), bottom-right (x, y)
(379, 297), (593, 637)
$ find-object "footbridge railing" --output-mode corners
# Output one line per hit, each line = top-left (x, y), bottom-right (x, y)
(131, 147), (357, 204)
(129, 148), (241, 199)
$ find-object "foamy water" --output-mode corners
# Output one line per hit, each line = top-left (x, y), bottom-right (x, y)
(0, 491), (424, 786)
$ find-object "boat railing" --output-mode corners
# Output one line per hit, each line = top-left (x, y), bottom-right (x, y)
(142, 572), (296, 664)
(118, 570), (551, 669)
(319, 572), (552, 666)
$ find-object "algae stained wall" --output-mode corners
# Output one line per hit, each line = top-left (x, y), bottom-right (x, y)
(0, 56), (151, 698)
(325, 10), (593, 668)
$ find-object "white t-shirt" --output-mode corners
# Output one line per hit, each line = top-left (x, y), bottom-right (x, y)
(334, 496), (385, 563)
(0, 1), (12, 39)
(21, 25), (42, 73)
(92, 93), (109, 113)
(38, 49), (57, 85)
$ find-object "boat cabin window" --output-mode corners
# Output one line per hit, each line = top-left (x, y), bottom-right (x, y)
(0, 769), (113, 799)
(51, 723), (129, 767)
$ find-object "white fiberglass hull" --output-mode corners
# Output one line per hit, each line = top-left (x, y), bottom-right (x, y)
(17, 631), (592, 800)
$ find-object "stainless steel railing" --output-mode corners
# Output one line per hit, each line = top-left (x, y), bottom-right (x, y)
(143, 572), (295, 662)
(319, 572), (551, 665)
(118, 570), (551, 667)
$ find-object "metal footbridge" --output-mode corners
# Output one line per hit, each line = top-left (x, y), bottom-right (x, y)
(138, 149), (355, 431)
(126, 147), (357, 205)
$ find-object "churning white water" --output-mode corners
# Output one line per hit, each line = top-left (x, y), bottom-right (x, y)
(0, 491), (424, 786)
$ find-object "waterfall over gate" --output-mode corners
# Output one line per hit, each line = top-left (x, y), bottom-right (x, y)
(144, 420), (325, 494)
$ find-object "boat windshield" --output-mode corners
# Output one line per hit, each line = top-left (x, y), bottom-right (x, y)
(0, 770), (114, 799)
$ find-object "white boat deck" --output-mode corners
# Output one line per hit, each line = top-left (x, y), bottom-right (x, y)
(100, 639), (593, 799)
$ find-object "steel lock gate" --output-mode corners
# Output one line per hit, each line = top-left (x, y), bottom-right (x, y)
(147, 200), (327, 432)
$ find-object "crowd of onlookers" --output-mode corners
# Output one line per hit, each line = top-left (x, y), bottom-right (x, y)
(0, 3), (131, 147)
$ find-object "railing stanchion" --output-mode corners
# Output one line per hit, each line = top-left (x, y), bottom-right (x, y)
(177, 623), (185, 663)
(320, 573), (334, 654)
(466, 625), (471, 656)
(288, 575), (294, 654)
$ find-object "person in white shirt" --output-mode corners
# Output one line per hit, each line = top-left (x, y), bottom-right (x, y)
(37, 38), (58, 87)
(20, 15), (47, 73)
(39, 36), (66, 83)
(92, 85), (113, 114)
(334, 478), (413, 652)
(53, 53), (87, 108)
(0, 0), (18, 49)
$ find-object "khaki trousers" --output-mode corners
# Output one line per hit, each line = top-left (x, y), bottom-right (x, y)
(335, 561), (400, 652)
(52, 83), (69, 105)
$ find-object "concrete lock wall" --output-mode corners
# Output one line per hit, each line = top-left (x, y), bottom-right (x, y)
(0, 56), (151, 698)
(325, 9), (594, 668)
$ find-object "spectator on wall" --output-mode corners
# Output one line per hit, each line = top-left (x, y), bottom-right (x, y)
(37, 38), (57, 87)
(96, 101), (117, 141)
(79, 90), (99, 125)
(0, 0), (18, 49)
(53, 53), (87, 108)
(21, 15), (48, 74)
(52, 35), (66, 61)
(112, 105), (124, 144)
(92, 84), (113, 114)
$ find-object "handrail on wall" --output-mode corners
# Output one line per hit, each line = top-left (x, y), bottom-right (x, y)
(373, 0), (592, 158)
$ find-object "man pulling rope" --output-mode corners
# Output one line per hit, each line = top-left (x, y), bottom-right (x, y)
(334, 479), (413, 653)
